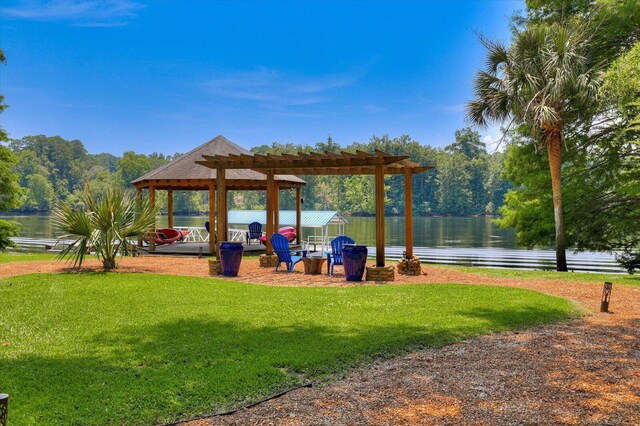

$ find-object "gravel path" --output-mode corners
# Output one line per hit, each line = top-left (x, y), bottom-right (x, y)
(2, 257), (638, 425)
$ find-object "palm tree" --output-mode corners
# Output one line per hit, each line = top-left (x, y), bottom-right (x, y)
(466, 20), (602, 271)
(53, 184), (158, 270)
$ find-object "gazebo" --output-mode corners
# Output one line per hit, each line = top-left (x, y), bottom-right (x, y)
(131, 135), (305, 253)
(196, 150), (433, 280)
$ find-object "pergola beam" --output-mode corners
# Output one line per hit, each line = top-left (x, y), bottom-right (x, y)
(198, 151), (409, 170)
(243, 165), (432, 176)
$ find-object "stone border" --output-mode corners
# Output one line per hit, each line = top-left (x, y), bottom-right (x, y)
(365, 265), (395, 281)
(397, 256), (424, 276)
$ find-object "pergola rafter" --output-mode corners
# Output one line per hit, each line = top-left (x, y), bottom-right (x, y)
(197, 150), (414, 171)
(198, 150), (433, 268)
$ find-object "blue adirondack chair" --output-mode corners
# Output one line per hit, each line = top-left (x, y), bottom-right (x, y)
(204, 221), (216, 243)
(245, 221), (263, 245)
(271, 233), (306, 272)
(327, 235), (355, 276)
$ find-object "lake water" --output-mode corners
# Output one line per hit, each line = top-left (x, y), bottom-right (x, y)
(3, 214), (518, 249)
(4, 214), (623, 272)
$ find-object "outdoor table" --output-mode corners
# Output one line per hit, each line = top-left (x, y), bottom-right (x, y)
(325, 249), (332, 274)
(292, 249), (307, 257)
(302, 256), (326, 275)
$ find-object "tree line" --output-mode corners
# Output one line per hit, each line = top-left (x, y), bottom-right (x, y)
(2, 129), (510, 218)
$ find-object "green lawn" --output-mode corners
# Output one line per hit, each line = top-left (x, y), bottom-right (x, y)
(444, 265), (640, 287)
(1, 273), (579, 425)
(0, 252), (57, 263)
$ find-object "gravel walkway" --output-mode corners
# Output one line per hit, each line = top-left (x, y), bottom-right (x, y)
(1, 256), (638, 425)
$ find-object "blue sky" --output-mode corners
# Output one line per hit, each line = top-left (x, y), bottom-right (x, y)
(0, 0), (523, 155)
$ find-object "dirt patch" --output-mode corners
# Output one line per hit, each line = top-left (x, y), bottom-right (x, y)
(2, 256), (639, 425)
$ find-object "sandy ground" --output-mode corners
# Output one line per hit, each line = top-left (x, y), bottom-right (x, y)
(1, 256), (638, 425)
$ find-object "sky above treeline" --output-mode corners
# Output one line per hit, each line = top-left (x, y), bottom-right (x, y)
(1, 0), (524, 155)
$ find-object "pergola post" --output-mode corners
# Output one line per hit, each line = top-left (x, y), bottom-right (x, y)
(167, 189), (174, 229)
(295, 187), (302, 244)
(149, 185), (156, 253)
(374, 165), (385, 267)
(265, 170), (275, 255)
(216, 168), (227, 255)
(223, 183), (228, 240)
(404, 169), (413, 259)
(136, 187), (143, 248)
(274, 184), (280, 231)
(208, 181), (215, 254)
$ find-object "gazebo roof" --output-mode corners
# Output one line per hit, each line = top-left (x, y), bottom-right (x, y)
(131, 135), (305, 189)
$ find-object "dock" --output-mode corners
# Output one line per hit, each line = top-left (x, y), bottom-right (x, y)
(138, 242), (266, 256)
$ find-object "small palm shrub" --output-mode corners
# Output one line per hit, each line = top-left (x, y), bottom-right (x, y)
(53, 184), (158, 270)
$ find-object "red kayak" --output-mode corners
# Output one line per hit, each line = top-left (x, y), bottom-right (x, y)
(145, 228), (189, 245)
(259, 226), (297, 245)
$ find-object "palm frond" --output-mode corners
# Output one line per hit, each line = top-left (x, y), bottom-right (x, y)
(467, 17), (604, 139)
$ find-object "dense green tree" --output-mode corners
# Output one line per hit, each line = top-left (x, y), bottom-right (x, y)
(435, 153), (472, 215)
(496, 135), (558, 247)
(523, 0), (640, 59)
(91, 152), (119, 172)
(0, 148), (21, 212)
(467, 19), (603, 271)
(14, 149), (49, 186)
(484, 151), (511, 215)
(574, 42), (640, 270)
(343, 175), (375, 215)
(116, 151), (170, 187)
(0, 49), (21, 251)
(0, 145), (22, 250)
(445, 128), (486, 158)
(171, 190), (207, 215)
(21, 174), (55, 211)
(443, 128), (490, 214)
(10, 135), (89, 194)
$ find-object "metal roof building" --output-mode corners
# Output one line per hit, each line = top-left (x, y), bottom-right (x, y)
(228, 210), (347, 252)
(228, 210), (347, 228)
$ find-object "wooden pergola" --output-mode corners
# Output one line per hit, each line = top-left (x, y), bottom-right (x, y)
(131, 136), (305, 253)
(197, 150), (433, 267)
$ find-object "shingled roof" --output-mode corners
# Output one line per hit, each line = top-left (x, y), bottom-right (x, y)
(131, 135), (305, 189)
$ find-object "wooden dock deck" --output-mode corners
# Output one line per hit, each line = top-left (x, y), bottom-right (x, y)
(138, 242), (267, 256)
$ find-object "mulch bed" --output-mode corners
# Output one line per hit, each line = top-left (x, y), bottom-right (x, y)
(2, 256), (639, 425)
